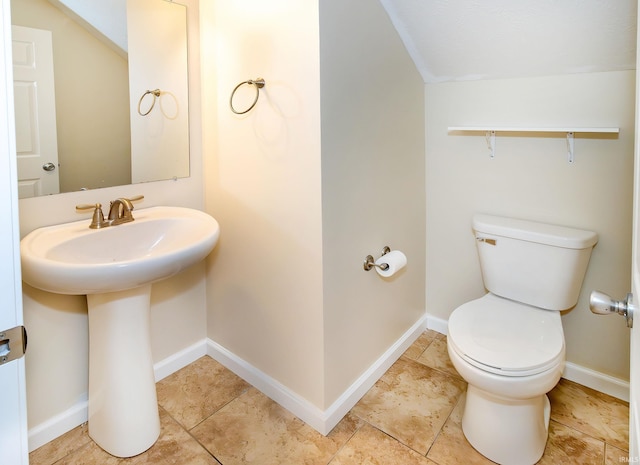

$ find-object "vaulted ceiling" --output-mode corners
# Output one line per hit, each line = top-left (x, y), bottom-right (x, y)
(379, 0), (638, 83)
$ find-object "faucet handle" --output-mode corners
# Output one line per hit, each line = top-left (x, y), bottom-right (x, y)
(128, 195), (144, 202)
(75, 203), (99, 211)
(75, 203), (108, 229)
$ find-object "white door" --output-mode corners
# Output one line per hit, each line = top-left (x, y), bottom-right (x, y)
(12, 24), (59, 198)
(0, 1), (29, 464)
(629, 6), (640, 458)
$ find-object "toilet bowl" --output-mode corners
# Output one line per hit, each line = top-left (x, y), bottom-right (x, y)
(447, 214), (597, 465)
(448, 293), (565, 464)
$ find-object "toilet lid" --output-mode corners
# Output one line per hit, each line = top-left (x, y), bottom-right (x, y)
(448, 294), (564, 376)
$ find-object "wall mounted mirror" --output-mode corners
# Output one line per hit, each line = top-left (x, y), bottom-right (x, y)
(10, 0), (190, 199)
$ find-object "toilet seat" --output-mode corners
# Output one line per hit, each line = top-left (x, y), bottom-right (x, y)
(448, 294), (564, 377)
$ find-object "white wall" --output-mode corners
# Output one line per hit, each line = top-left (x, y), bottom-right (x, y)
(128, 0), (189, 183)
(204, 0), (425, 414)
(425, 71), (635, 381)
(18, 0), (205, 447)
(319, 0), (426, 405)
(204, 0), (325, 407)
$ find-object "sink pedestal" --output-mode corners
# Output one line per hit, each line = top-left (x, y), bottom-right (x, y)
(86, 284), (160, 457)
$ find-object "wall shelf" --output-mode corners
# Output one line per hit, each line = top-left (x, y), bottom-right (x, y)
(447, 126), (620, 163)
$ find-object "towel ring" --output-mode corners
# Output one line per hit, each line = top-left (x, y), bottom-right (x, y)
(230, 78), (265, 115)
(137, 89), (161, 116)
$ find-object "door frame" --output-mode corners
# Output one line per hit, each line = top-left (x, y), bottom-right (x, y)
(0, 0), (29, 463)
(630, 4), (640, 459)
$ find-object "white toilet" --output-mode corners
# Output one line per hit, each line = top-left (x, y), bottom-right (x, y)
(447, 214), (598, 465)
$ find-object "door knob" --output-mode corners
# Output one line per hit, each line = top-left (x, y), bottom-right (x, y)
(589, 290), (634, 328)
(42, 162), (56, 172)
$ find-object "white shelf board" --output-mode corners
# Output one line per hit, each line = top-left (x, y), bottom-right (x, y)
(447, 126), (619, 134)
(447, 126), (619, 163)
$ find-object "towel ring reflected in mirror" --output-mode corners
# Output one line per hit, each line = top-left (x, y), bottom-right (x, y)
(230, 78), (266, 115)
(137, 89), (161, 116)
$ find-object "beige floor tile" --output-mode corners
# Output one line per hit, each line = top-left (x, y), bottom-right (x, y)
(29, 423), (92, 465)
(156, 355), (250, 429)
(537, 420), (605, 465)
(120, 408), (220, 465)
(416, 337), (461, 379)
(48, 438), (121, 465)
(191, 388), (360, 465)
(46, 408), (220, 465)
(351, 357), (466, 455)
(605, 443), (629, 464)
(426, 396), (495, 465)
(548, 378), (629, 451)
(402, 330), (439, 360)
(329, 423), (437, 465)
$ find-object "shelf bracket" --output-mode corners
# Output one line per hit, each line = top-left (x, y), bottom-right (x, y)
(566, 132), (575, 163)
(486, 130), (496, 158)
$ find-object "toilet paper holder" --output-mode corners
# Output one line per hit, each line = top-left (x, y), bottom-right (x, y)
(363, 246), (391, 271)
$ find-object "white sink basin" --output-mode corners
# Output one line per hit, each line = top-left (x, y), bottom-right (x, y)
(20, 205), (219, 457)
(21, 206), (219, 295)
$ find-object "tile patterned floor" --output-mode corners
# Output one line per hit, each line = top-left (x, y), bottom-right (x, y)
(30, 331), (630, 465)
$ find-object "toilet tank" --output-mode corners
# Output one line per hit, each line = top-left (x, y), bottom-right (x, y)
(473, 214), (598, 311)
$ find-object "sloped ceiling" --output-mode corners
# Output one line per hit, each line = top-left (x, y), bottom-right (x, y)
(380, 0), (638, 83)
(48, 0), (127, 53)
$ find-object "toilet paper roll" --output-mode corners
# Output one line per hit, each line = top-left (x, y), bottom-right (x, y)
(375, 250), (407, 278)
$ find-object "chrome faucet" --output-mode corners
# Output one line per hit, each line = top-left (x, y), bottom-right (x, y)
(76, 195), (144, 229)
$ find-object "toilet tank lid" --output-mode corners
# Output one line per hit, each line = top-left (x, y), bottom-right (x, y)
(473, 214), (598, 249)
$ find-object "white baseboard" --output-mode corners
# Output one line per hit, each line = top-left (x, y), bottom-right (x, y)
(425, 313), (449, 335)
(27, 395), (89, 454)
(153, 338), (209, 382)
(206, 314), (429, 435)
(320, 315), (429, 433)
(27, 339), (208, 452)
(563, 361), (629, 402)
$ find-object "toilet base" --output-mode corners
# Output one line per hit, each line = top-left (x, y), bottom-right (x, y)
(462, 384), (550, 465)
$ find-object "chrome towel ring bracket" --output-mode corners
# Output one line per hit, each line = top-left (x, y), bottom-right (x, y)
(137, 89), (161, 116)
(230, 78), (265, 115)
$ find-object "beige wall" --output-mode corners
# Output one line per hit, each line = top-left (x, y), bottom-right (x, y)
(11, 0), (131, 192)
(18, 0), (204, 435)
(319, 0), (426, 404)
(204, 0), (425, 410)
(425, 71), (635, 381)
(204, 0), (326, 407)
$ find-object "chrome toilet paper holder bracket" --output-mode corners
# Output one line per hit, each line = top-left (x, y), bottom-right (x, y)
(363, 246), (391, 271)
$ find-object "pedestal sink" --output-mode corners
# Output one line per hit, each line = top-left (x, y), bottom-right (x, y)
(20, 206), (220, 457)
